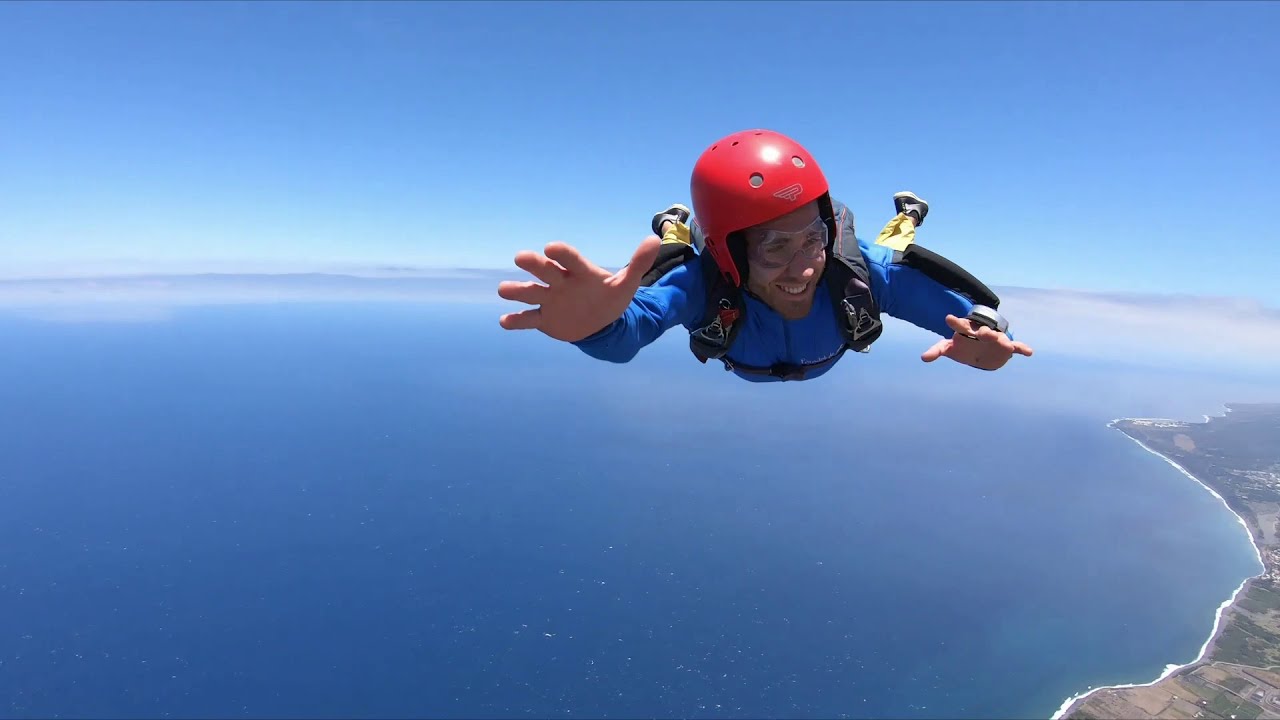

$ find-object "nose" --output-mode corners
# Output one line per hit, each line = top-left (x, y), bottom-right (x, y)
(788, 250), (821, 278)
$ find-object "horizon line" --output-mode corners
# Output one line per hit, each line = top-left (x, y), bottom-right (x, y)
(1, 268), (1275, 309)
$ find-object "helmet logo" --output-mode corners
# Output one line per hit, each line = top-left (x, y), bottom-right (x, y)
(773, 183), (804, 202)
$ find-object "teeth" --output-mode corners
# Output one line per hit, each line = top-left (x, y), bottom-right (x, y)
(779, 284), (806, 295)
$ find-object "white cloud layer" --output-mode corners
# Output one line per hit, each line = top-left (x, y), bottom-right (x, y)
(1, 273), (1276, 374)
(991, 286), (1280, 372)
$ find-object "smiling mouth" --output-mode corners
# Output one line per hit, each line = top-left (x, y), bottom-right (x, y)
(777, 282), (808, 296)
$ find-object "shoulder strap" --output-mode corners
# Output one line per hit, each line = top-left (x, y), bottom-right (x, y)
(685, 201), (888, 375)
(823, 254), (884, 353)
(688, 253), (745, 365)
(690, 254), (869, 378)
(825, 202), (884, 353)
(639, 241), (697, 287)
(891, 244), (1001, 308)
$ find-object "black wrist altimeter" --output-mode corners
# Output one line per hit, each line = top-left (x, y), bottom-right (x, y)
(965, 304), (1008, 336)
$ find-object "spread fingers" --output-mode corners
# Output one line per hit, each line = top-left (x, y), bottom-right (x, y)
(499, 308), (542, 330)
(498, 280), (550, 306)
(514, 250), (568, 286)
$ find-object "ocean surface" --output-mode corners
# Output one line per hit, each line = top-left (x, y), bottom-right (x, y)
(0, 300), (1267, 719)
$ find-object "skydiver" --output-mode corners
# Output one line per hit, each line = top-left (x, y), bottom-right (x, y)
(497, 129), (1033, 382)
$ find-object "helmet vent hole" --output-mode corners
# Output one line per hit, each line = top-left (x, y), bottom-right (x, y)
(749, 173), (764, 188)
(731, 141), (739, 147)
(792, 156), (805, 168)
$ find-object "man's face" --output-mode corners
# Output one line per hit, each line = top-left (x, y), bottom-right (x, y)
(742, 200), (827, 320)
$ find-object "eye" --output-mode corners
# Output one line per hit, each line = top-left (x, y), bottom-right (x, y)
(761, 243), (791, 259)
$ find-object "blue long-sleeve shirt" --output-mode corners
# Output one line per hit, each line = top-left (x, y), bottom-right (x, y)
(572, 226), (988, 383)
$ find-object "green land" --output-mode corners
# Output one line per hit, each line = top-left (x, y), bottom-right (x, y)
(1062, 403), (1280, 720)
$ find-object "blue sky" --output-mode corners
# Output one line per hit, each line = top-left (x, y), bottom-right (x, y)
(1, 0), (1277, 303)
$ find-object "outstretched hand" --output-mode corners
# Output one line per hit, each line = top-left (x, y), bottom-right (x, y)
(921, 314), (1034, 371)
(498, 236), (662, 343)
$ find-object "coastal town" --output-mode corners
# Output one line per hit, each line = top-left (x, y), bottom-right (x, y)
(1062, 404), (1280, 720)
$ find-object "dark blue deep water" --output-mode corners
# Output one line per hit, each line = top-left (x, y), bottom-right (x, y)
(0, 301), (1263, 719)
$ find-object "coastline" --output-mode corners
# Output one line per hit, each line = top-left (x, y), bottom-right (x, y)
(1049, 413), (1267, 720)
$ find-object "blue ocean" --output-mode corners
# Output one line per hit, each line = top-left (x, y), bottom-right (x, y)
(0, 299), (1265, 719)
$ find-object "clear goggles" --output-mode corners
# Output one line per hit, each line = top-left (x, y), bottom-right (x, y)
(745, 215), (829, 269)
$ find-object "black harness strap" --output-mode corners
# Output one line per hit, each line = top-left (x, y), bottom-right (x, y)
(687, 201), (884, 380)
(892, 244), (1001, 308)
(688, 251), (744, 365)
(639, 242), (698, 288)
(825, 254), (884, 353)
(715, 349), (847, 381)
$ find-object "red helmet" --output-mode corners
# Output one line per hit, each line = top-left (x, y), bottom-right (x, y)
(689, 129), (831, 287)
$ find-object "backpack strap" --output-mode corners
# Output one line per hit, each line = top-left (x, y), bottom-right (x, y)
(891, 244), (1001, 308)
(688, 262), (817, 380)
(826, 201), (884, 353)
(685, 201), (887, 378)
(639, 241), (697, 287)
(686, 246), (884, 378)
(688, 251), (745, 365)
(824, 252), (884, 353)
